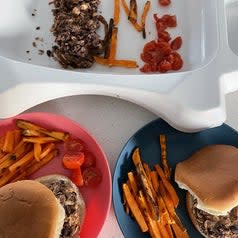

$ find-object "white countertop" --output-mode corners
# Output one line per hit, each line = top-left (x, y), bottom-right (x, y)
(24, 91), (238, 238)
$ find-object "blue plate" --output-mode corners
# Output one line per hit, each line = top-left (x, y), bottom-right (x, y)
(113, 119), (238, 238)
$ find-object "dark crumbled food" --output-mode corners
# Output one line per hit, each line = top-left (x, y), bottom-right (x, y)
(50, 0), (106, 68)
(26, 50), (30, 54)
(32, 42), (37, 47)
(47, 50), (53, 57)
(38, 50), (45, 55)
(36, 26), (40, 30)
(35, 37), (44, 42)
(41, 179), (81, 238)
(192, 197), (238, 238)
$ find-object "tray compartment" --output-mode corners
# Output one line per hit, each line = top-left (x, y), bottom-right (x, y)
(0, 0), (219, 74)
(226, 0), (238, 56)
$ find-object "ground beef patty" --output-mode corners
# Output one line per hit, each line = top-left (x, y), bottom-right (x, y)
(191, 197), (238, 238)
(50, 0), (104, 68)
(37, 175), (85, 238)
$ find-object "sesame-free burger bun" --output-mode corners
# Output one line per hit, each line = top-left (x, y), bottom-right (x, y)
(175, 144), (238, 216)
(0, 180), (65, 238)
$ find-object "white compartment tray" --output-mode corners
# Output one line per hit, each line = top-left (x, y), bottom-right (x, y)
(1, 0), (238, 132)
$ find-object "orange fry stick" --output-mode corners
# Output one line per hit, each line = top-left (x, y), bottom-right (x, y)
(159, 134), (171, 179)
(128, 172), (138, 195)
(13, 129), (22, 147)
(94, 56), (138, 68)
(121, 0), (143, 32)
(128, 0), (137, 23)
(165, 223), (174, 238)
(159, 180), (175, 215)
(172, 222), (189, 238)
(113, 0), (120, 25)
(23, 136), (59, 144)
(34, 143), (42, 162)
(0, 135), (5, 150)
(109, 27), (118, 64)
(123, 183), (148, 232)
(143, 163), (152, 182)
(141, 1), (151, 38)
(8, 150), (34, 173)
(0, 141), (30, 170)
(22, 129), (45, 137)
(2, 130), (15, 153)
(155, 164), (179, 208)
(40, 143), (56, 160)
(157, 221), (170, 238)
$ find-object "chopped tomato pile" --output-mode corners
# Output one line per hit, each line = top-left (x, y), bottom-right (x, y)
(63, 137), (102, 187)
(140, 14), (183, 73)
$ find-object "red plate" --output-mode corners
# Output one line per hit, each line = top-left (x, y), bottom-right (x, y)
(0, 112), (111, 238)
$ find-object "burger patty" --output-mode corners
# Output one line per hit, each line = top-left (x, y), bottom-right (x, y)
(192, 198), (238, 238)
(42, 179), (81, 238)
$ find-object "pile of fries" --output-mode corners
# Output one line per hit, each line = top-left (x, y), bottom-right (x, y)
(95, 0), (151, 68)
(0, 119), (69, 187)
(122, 135), (189, 238)
(121, 0), (151, 38)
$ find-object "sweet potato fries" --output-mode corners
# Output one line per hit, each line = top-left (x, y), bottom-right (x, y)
(122, 135), (189, 238)
(0, 119), (68, 187)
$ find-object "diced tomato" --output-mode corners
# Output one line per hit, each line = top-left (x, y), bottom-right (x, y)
(158, 31), (171, 42)
(71, 168), (84, 187)
(140, 11), (183, 74)
(159, 0), (171, 6)
(155, 21), (167, 32)
(158, 60), (172, 73)
(153, 14), (161, 22)
(140, 63), (152, 73)
(82, 167), (102, 187)
(141, 53), (151, 64)
(172, 57), (183, 70)
(162, 15), (177, 27)
(170, 36), (182, 50)
(143, 40), (157, 53)
(82, 150), (96, 168)
(65, 137), (86, 154)
(63, 152), (85, 169)
(170, 52), (183, 70)
(142, 41), (166, 64)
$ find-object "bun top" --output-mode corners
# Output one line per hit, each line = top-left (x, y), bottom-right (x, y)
(0, 180), (65, 238)
(175, 144), (238, 215)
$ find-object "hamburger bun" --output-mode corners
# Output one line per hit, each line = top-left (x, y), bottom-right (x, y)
(175, 144), (238, 216)
(0, 180), (65, 238)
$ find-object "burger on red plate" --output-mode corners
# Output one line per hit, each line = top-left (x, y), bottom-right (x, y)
(0, 175), (85, 238)
(175, 144), (238, 238)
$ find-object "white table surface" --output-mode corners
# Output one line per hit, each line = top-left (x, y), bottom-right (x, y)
(24, 91), (238, 238)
